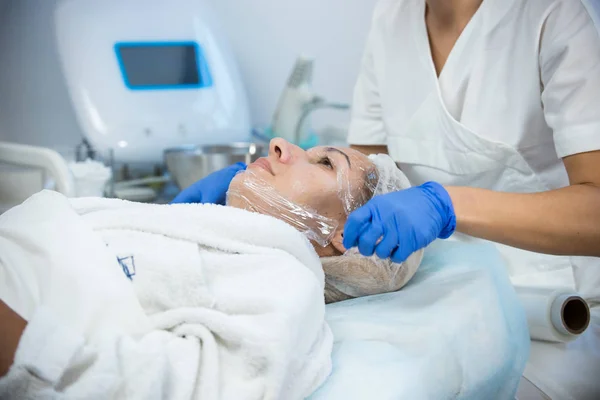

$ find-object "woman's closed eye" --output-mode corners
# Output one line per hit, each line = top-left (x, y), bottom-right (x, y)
(318, 156), (334, 170)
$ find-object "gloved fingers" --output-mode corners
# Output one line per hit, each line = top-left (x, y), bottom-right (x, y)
(171, 163), (246, 205)
(223, 163), (247, 180)
(171, 180), (203, 204)
(231, 162), (248, 172)
(343, 206), (373, 249)
(387, 214), (415, 263)
(170, 193), (190, 204)
(213, 192), (228, 206)
(390, 246), (414, 264)
(375, 222), (399, 260)
(390, 238), (413, 264)
(357, 223), (384, 257)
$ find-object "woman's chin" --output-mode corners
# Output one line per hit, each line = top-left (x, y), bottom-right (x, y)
(226, 185), (259, 213)
(225, 174), (245, 206)
(225, 191), (248, 210)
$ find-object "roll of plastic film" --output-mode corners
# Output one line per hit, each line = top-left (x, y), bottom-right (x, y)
(514, 286), (591, 343)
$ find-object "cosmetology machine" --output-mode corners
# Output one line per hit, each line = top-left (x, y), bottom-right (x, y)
(0, 0), (263, 205)
(54, 0), (259, 197)
(55, 0), (253, 161)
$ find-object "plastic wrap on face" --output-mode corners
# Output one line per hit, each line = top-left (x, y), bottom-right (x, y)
(227, 169), (339, 247)
(334, 155), (378, 216)
(336, 152), (411, 217)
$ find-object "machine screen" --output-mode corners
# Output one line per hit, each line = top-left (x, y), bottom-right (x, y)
(115, 42), (212, 89)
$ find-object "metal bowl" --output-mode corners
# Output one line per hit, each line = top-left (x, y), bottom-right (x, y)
(164, 143), (266, 189)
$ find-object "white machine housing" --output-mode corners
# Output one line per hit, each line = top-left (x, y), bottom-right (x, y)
(54, 0), (251, 164)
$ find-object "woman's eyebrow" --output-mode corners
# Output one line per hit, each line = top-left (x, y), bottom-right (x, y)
(325, 147), (352, 169)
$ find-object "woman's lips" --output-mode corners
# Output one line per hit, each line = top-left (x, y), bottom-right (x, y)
(249, 158), (274, 175)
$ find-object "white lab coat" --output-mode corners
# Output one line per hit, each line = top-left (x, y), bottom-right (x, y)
(348, 0), (600, 398)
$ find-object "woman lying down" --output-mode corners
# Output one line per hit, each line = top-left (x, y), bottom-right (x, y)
(0, 138), (423, 399)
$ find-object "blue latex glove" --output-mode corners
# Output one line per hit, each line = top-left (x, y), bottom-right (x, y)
(343, 182), (456, 263)
(171, 162), (247, 205)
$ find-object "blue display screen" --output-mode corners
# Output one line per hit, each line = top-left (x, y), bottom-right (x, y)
(114, 41), (213, 90)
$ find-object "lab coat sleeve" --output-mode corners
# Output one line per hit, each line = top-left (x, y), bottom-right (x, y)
(0, 306), (202, 399)
(540, 0), (600, 158)
(347, 7), (388, 146)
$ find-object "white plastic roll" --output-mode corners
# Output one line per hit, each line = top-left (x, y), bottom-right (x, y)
(514, 286), (591, 343)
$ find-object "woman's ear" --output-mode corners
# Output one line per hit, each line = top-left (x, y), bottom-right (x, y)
(314, 228), (346, 257)
(330, 228), (347, 255)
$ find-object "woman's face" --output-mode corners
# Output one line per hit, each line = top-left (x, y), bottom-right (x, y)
(227, 138), (375, 247)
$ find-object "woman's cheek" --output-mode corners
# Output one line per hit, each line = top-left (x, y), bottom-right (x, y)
(292, 180), (307, 195)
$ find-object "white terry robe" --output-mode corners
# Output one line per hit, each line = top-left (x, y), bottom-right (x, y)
(0, 190), (333, 400)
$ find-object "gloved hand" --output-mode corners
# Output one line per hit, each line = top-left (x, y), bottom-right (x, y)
(171, 162), (247, 205)
(343, 182), (456, 263)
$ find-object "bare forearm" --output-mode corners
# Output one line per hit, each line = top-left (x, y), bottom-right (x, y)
(0, 300), (26, 377)
(446, 184), (600, 256)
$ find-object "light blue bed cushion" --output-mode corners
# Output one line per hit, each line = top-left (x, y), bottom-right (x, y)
(310, 240), (530, 400)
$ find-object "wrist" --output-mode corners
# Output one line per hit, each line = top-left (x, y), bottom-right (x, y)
(444, 185), (485, 235)
(421, 182), (456, 239)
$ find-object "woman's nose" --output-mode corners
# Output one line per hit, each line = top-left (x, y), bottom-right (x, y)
(269, 137), (301, 164)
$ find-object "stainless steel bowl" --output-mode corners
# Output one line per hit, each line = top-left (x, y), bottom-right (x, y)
(164, 143), (266, 189)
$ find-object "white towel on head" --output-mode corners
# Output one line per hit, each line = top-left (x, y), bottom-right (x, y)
(0, 190), (333, 400)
